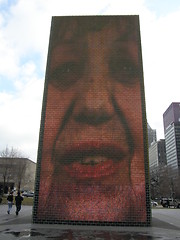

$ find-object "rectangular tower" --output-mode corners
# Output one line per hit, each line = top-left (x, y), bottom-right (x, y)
(149, 139), (166, 171)
(33, 16), (150, 226)
(163, 102), (180, 177)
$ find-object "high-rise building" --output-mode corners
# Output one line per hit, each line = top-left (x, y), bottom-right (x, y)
(158, 139), (167, 166)
(163, 102), (180, 177)
(147, 123), (157, 147)
(149, 139), (166, 171)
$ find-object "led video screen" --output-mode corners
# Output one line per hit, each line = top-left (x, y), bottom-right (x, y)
(33, 16), (151, 225)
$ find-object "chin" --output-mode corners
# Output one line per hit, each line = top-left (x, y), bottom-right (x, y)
(38, 180), (146, 223)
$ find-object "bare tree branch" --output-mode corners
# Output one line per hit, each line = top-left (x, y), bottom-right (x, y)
(0, 146), (27, 195)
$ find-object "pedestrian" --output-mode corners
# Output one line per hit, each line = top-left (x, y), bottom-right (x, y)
(167, 199), (170, 208)
(15, 191), (23, 215)
(7, 191), (14, 214)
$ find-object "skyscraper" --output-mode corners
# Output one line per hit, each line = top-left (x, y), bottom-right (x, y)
(149, 139), (166, 171)
(163, 102), (180, 177)
(147, 123), (157, 147)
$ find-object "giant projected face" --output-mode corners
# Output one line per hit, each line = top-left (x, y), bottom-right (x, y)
(36, 16), (148, 223)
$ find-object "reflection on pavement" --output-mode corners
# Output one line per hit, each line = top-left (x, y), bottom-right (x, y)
(2, 228), (173, 240)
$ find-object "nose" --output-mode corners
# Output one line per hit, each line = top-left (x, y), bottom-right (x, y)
(73, 71), (114, 126)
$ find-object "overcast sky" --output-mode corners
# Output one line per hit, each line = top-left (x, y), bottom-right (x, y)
(0, 0), (180, 162)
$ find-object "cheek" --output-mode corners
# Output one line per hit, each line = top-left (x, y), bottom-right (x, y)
(114, 85), (146, 182)
(40, 85), (75, 164)
(46, 85), (75, 126)
(114, 84), (144, 146)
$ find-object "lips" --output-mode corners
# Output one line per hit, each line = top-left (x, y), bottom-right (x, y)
(55, 141), (130, 179)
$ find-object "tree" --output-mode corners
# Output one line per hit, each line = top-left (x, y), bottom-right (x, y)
(173, 175), (180, 199)
(150, 165), (171, 199)
(0, 146), (27, 194)
(150, 165), (180, 200)
(16, 159), (27, 190)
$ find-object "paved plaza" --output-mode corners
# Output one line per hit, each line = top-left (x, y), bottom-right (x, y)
(0, 204), (180, 239)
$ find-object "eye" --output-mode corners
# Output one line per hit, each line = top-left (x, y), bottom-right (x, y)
(48, 62), (83, 89)
(109, 58), (140, 85)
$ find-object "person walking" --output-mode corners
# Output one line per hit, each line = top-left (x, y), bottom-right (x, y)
(7, 191), (14, 214)
(15, 191), (23, 215)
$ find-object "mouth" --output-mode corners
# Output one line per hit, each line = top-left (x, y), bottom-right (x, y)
(54, 141), (131, 179)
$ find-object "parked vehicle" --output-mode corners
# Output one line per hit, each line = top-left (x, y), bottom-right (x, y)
(174, 200), (180, 208)
(160, 198), (180, 208)
(151, 201), (158, 207)
(22, 191), (34, 197)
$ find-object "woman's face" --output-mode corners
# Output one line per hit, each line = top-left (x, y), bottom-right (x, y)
(38, 19), (146, 222)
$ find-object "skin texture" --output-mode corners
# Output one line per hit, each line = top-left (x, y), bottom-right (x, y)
(37, 17), (147, 222)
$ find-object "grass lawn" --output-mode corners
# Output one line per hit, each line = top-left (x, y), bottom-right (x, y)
(1, 196), (33, 206)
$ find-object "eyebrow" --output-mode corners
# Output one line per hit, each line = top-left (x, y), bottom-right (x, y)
(52, 35), (82, 52)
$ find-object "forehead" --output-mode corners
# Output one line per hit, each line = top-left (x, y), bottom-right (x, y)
(50, 16), (139, 49)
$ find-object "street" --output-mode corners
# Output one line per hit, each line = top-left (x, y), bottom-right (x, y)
(152, 208), (180, 229)
(0, 204), (32, 225)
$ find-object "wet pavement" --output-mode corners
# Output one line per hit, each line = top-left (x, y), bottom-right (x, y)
(0, 205), (180, 239)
